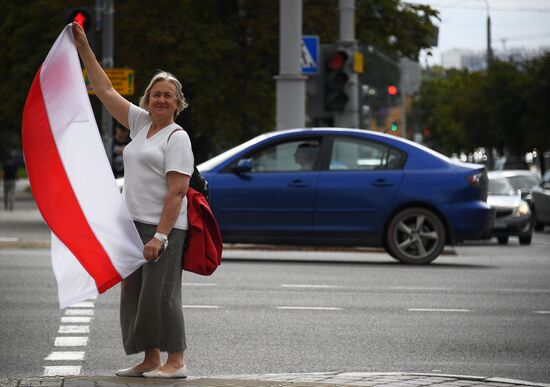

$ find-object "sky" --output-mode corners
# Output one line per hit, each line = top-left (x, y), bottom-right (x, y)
(405, 0), (550, 66)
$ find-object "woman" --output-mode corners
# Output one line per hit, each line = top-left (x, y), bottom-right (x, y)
(72, 23), (192, 379)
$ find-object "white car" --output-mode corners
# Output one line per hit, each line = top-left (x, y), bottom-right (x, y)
(487, 172), (533, 245)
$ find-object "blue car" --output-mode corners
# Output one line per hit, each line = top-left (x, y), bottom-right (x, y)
(198, 129), (492, 264)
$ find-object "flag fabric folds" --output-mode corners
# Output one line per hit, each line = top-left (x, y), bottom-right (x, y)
(22, 26), (145, 309)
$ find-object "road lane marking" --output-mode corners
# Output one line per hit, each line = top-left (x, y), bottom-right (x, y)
(43, 366), (81, 376)
(277, 306), (342, 310)
(182, 305), (220, 309)
(182, 282), (217, 286)
(408, 308), (472, 313)
(65, 309), (94, 316)
(281, 284), (344, 289)
(390, 287), (448, 291)
(58, 325), (90, 334)
(534, 311), (550, 314)
(494, 288), (550, 294)
(70, 302), (95, 308)
(54, 336), (89, 347)
(45, 352), (85, 361)
(45, 302), (94, 376)
(61, 316), (92, 323)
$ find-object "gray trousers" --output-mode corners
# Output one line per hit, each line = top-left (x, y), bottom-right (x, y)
(120, 222), (187, 355)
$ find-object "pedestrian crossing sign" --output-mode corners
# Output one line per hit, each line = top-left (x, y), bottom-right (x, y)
(301, 35), (319, 74)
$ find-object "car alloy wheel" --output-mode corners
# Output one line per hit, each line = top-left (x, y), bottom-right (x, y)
(386, 207), (445, 264)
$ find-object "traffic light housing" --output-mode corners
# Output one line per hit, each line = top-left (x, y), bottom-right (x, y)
(324, 49), (351, 112)
(66, 7), (94, 48)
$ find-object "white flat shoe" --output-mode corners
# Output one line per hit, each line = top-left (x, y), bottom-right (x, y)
(115, 366), (158, 377)
(143, 364), (187, 379)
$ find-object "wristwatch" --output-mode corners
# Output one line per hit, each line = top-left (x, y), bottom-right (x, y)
(154, 232), (168, 244)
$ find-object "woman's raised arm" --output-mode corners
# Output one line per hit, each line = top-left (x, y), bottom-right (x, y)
(72, 22), (130, 128)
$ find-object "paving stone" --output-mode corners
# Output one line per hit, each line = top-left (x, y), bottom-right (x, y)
(63, 379), (97, 387)
(15, 378), (63, 387)
(0, 379), (20, 387)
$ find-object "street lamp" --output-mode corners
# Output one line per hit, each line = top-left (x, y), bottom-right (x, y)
(482, 0), (493, 66)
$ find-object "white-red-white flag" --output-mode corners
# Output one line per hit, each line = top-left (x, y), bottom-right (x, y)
(22, 26), (145, 309)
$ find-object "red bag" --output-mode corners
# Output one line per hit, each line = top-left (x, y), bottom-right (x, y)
(183, 187), (223, 275)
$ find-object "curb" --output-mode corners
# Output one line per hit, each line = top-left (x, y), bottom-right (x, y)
(1, 372), (548, 387)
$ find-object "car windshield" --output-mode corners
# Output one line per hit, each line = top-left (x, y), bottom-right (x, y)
(506, 175), (540, 190)
(488, 178), (516, 195)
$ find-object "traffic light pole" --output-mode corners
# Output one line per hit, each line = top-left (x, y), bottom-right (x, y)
(100, 0), (114, 163)
(275, 0), (306, 130)
(335, 0), (359, 128)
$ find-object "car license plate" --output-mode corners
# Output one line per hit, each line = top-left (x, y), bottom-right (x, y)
(493, 220), (506, 229)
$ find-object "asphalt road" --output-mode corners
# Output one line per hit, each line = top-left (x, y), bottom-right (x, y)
(1, 233), (549, 383)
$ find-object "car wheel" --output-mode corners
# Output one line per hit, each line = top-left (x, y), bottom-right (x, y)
(386, 207), (445, 265)
(497, 236), (509, 245)
(519, 227), (533, 245)
(519, 234), (532, 245)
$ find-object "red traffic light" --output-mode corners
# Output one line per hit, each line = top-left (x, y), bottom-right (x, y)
(327, 51), (348, 71)
(387, 85), (398, 95)
(67, 8), (92, 31)
(73, 12), (87, 28)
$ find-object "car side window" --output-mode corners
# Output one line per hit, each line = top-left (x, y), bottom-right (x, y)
(330, 137), (405, 171)
(248, 139), (322, 172)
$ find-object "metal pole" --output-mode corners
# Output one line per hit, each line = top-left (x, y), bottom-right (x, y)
(275, 0), (306, 130)
(101, 0), (114, 163)
(335, 0), (359, 128)
(399, 59), (408, 139)
(484, 0), (493, 66)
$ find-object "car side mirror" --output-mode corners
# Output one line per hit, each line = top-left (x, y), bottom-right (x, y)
(232, 158), (252, 174)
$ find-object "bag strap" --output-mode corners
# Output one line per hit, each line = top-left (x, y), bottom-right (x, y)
(167, 128), (184, 145)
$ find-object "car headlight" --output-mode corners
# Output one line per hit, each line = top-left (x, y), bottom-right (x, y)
(515, 201), (530, 217)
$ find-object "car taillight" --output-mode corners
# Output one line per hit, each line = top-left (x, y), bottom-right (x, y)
(466, 171), (488, 201)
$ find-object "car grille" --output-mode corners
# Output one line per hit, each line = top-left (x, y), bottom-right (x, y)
(495, 209), (514, 218)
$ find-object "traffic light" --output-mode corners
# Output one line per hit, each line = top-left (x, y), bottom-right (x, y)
(390, 121), (398, 132)
(66, 7), (94, 48)
(324, 49), (351, 112)
(387, 84), (400, 106)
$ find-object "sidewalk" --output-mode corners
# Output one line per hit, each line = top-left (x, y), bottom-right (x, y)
(2, 372), (549, 387)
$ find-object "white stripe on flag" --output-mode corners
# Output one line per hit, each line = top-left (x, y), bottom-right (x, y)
(51, 233), (98, 309)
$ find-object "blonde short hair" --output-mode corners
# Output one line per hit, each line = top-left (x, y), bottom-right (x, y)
(139, 71), (188, 118)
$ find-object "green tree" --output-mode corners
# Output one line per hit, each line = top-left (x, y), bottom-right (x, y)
(413, 54), (550, 159)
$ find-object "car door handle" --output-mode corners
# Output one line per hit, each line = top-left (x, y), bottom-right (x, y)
(288, 179), (311, 188)
(371, 179), (394, 187)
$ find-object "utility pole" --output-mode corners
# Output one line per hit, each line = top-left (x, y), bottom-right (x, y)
(275, 0), (306, 130)
(483, 0), (493, 66)
(335, 0), (359, 128)
(101, 0), (114, 162)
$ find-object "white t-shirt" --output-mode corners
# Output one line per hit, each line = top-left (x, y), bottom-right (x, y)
(122, 104), (194, 230)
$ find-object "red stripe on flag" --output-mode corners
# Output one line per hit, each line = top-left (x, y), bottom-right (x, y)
(22, 69), (121, 293)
